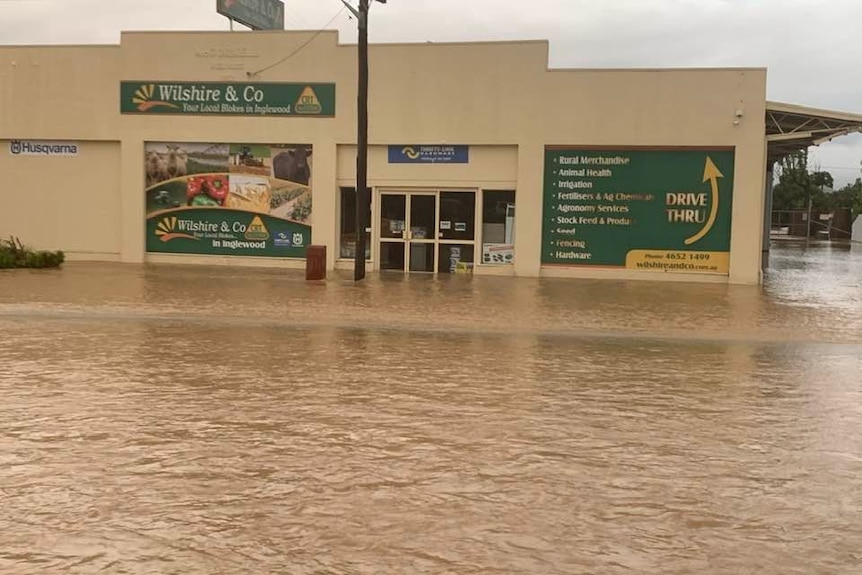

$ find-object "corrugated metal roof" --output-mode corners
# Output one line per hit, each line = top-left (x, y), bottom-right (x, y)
(766, 101), (862, 163)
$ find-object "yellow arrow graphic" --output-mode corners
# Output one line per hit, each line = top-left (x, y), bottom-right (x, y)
(684, 156), (724, 246)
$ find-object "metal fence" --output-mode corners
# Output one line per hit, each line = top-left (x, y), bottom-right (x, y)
(771, 208), (853, 240)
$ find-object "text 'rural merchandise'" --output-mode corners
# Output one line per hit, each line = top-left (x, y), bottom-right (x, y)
(542, 147), (735, 274)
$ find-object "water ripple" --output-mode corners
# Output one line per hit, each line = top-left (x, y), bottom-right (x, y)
(1, 246), (861, 573)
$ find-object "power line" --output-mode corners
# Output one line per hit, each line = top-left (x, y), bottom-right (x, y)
(248, 5), (347, 77)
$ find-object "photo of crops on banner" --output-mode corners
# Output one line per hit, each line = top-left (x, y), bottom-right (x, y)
(144, 141), (313, 258)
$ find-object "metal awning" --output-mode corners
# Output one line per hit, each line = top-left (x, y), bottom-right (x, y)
(766, 101), (862, 163)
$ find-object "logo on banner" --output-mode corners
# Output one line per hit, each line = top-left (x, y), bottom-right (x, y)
(274, 232), (292, 247)
(131, 84), (179, 112)
(155, 217), (198, 243)
(401, 146), (421, 160)
(295, 86), (322, 114)
(244, 215), (270, 241)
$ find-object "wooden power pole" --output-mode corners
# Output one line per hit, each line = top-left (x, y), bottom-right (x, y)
(342, 0), (385, 281)
(354, 0), (370, 281)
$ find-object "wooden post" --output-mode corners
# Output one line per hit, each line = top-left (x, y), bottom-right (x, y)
(353, 0), (370, 281)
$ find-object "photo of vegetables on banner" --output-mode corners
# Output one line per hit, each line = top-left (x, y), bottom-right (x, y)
(144, 141), (313, 258)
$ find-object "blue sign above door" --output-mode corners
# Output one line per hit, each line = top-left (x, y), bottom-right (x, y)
(388, 145), (469, 164)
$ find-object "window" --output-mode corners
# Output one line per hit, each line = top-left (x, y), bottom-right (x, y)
(481, 190), (515, 265)
(439, 191), (476, 241)
(339, 187), (371, 260)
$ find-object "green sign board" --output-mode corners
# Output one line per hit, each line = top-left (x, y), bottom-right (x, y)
(145, 141), (313, 258)
(217, 0), (284, 31)
(147, 209), (309, 258)
(542, 147), (735, 274)
(121, 82), (335, 117)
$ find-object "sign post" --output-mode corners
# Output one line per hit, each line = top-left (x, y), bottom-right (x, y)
(216, 0), (285, 31)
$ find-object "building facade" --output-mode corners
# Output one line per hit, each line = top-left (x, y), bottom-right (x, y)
(0, 31), (770, 283)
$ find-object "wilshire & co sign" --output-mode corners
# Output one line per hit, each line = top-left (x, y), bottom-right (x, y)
(217, 0), (284, 31)
(120, 82), (335, 117)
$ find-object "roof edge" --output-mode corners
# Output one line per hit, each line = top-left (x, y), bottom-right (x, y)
(119, 29), (339, 36)
(548, 66), (766, 73)
(349, 38), (550, 49)
(0, 43), (118, 49)
(767, 100), (862, 123)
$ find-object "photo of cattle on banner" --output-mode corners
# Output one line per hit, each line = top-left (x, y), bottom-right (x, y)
(237, 145), (313, 187)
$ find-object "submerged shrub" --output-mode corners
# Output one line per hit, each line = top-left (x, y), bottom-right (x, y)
(0, 250), (15, 268)
(0, 236), (64, 269)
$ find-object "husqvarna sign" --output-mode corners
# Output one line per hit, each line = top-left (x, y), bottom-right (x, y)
(8, 140), (79, 157)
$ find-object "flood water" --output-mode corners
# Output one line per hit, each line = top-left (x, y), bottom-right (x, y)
(1, 243), (860, 574)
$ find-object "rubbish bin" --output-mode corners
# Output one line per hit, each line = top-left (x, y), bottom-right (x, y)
(305, 245), (326, 281)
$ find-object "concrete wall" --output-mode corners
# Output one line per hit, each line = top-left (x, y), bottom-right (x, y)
(0, 140), (121, 259)
(0, 31), (768, 284)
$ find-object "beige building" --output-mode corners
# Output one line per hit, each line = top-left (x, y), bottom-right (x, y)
(1, 30), (860, 284)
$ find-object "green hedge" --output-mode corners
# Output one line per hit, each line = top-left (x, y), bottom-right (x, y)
(0, 237), (65, 269)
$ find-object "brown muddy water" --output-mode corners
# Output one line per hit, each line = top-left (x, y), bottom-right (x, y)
(1, 244), (860, 574)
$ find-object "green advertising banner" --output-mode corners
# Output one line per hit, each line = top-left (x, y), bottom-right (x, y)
(145, 142), (313, 258)
(121, 82), (335, 117)
(542, 147), (735, 275)
(147, 209), (309, 258)
(217, 0), (284, 31)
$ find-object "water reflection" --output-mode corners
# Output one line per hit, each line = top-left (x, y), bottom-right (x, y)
(0, 244), (860, 574)
(766, 242), (862, 314)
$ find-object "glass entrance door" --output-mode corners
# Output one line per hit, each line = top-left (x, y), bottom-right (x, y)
(379, 192), (437, 272)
